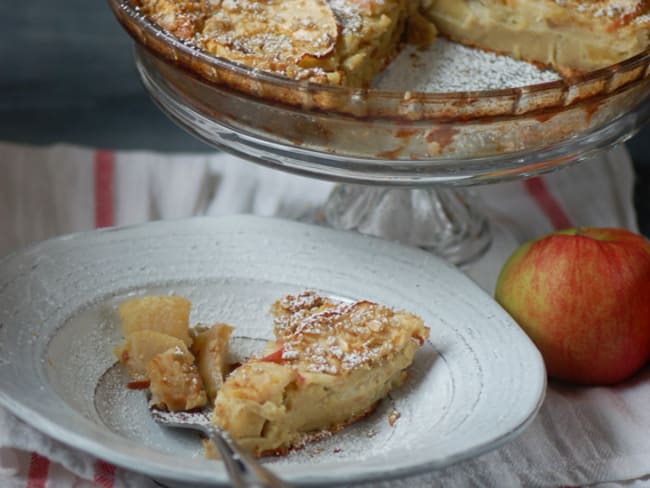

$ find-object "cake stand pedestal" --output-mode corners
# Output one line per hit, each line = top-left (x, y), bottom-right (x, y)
(322, 185), (491, 265)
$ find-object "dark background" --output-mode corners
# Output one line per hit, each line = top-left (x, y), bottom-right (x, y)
(1, 1), (648, 235)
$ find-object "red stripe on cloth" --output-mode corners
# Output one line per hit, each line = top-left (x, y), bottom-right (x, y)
(94, 150), (115, 228)
(523, 177), (574, 230)
(93, 459), (116, 488)
(93, 153), (117, 487)
(26, 452), (49, 488)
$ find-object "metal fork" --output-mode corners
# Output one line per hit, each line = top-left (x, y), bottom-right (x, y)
(150, 407), (292, 488)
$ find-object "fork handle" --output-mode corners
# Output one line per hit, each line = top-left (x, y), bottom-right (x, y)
(205, 425), (292, 488)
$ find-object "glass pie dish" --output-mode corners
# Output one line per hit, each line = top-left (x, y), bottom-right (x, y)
(111, 0), (650, 185)
(109, 0), (650, 263)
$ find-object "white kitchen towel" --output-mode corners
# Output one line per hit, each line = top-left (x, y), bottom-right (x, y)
(0, 141), (648, 488)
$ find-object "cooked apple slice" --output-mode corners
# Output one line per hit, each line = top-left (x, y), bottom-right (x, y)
(191, 323), (235, 401)
(201, 0), (338, 67)
(118, 295), (192, 346)
(213, 360), (298, 443)
(147, 346), (207, 411)
(114, 330), (189, 380)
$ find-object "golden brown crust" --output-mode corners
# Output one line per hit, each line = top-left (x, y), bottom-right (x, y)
(271, 291), (429, 375)
(134, 0), (437, 86)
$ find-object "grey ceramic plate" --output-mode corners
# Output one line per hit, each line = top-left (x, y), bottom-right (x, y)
(0, 216), (545, 486)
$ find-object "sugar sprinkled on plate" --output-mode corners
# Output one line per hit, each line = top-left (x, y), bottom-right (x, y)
(374, 38), (560, 93)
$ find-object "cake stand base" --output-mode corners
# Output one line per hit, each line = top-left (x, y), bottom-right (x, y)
(323, 185), (493, 266)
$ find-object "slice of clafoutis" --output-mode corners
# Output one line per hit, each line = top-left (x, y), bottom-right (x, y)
(210, 291), (429, 457)
(423, 0), (650, 75)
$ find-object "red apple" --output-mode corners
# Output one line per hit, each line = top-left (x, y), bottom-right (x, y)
(494, 227), (650, 385)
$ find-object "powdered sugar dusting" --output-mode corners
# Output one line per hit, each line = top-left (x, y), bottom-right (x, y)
(272, 291), (427, 375)
(374, 38), (560, 92)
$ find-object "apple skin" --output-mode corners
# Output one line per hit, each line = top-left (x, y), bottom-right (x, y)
(495, 227), (650, 385)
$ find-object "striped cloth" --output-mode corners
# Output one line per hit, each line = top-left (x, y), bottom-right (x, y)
(0, 141), (646, 488)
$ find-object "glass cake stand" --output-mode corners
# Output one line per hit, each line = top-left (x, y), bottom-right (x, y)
(110, 0), (650, 266)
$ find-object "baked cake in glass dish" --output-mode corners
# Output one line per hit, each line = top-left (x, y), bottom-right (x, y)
(133, 0), (649, 86)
